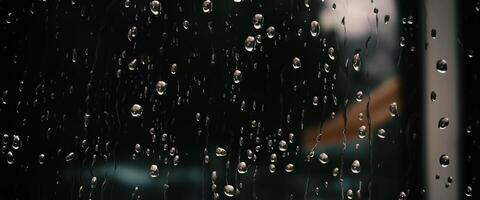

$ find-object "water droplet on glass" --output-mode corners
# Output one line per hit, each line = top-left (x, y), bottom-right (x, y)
(233, 70), (242, 84)
(38, 154), (46, 165)
(149, 0), (161, 15)
(244, 36), (255, 52)
(130, 104), (143, 117)
(436, 59), (447, 73)
(431, 91), (437, 102)
(355, 91), (363, 102)
(332, 167), (339, 176)
(202, 0), (213, 13)
(266, 26), (276, 38)
(128, 26), (138, 42)
(269, 164), (276, 173)
(252, 14), (264, 29)
(431, 29), (437, 39)
(6, 151), (14, 164)
(352, 51), (361, 71)
(384, 15), (390, 24)
(328, 47), (335, 60)
(310, 21), (320, 37)
(312, 96), (319, 106)
(389, 102), (398, 117)
(237, 162), (247, 174)
(11, 135), (21, 149)
(351, 160), (361, 174)
(215, 147), (227, 157)
(182, 20), (190, 30)
(285, 163), (295, 172)
(318, 153), (329, 164)
(465, 186), (473, 197)
(128, 59), (138, 70)
(65, 152), (75, 162)
(292, 57), (301, 69)
(224, 185), (235, 197)
(169, 63), (178, 75)
(438, 117), (449, 129)
(377, 129), (386, 139)
(358, 125), (367, 138)
(398, 191), (407, 200)
(440, 154), (450, 167)
(279, 140), (288, 151)
(90, 176), (97, 189)
(150, 164), (159, 177)
(156, 81), (167, 95)
(400, 36), (406, 47)
(346, 189), (354, 199)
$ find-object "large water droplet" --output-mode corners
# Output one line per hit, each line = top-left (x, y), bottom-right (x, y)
(310, 21), (320, 37)
(215, 147), (227, 157)
(318, 153), (329, 164)
(440, 154), (450, 167)
(252, 14), (264, 29)
(436, 59), (447, 74)
(237, 162), (247, 174)
(150, 164), (159, 177)
(224, 185), (235, 197)
(130, 104), (143, 117)
(351, 160), (361, 174)
(438, 117), (449, 129)
(149, 0), (161, 15)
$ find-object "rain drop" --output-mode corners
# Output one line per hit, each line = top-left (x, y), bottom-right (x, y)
(130, 104), (143, 117)
(351, 160), (361, 174)
(436, 59), (447, 73)
(438, 117), (449, 129)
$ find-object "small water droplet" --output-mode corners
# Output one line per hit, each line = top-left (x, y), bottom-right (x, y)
(202, 0), (213, 13)
(266, 26), (276, 38)
(65, 152), (75, 162)
(128, 26), (138, 42)
(355, 91), (363, 102)
(244, 36), (255, 52)
(233, 70), (242, 84)
(431, 91), (437, 102)
(352, 51), (361, 71)
(328, 47), (335, 60)
(292, 57), (302, 69)
(377, 129), (386, 139)
(384, 15), (390, 24)
(389, 102), (398, 117)
(285, 163), (295, 172)
(155, 81), (167, 95)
